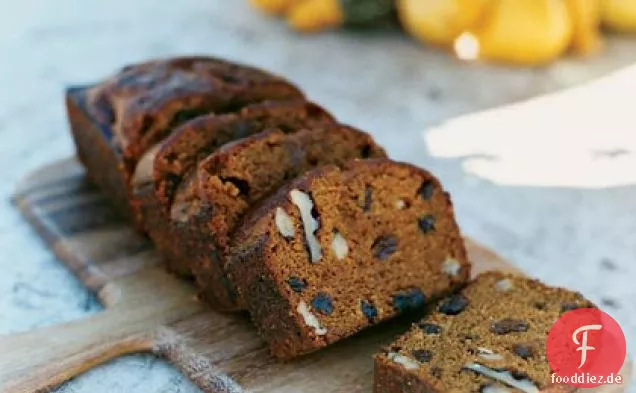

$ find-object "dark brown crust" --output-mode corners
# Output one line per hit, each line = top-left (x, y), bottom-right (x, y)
(88, 56), (304, 163)
(86, 56), (305, 130)
(228, 159), (470, 359)
(133, 183), (197, 278)
(66, 88), (135, 223)
(116, 77), (304, 167)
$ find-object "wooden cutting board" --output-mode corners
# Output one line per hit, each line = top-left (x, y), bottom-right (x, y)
(1, 158), (631, 393)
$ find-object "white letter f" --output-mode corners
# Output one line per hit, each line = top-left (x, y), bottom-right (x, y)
(572, 324), (602, 368)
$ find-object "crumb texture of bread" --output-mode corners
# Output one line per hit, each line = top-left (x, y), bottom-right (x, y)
(374, 271), (595, 393)
(176, 125), (387, 310)
(229, 159), (469, 358)
(142, 101), (336, 280)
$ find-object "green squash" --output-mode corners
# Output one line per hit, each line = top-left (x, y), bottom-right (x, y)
(341, 0), (396, 26)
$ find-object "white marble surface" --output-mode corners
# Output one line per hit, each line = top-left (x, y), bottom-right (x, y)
(1, 1), (636, 392)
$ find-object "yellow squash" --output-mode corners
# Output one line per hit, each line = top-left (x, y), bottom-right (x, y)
(601, 0), (636, 32)
(250, 0), (611, 66)
(287, 0), (345, 32)
(468, 0), (574, 65)
(397, 0), (605, 65)
(397, 0), (492, 47)
(566, 0), (602, 55)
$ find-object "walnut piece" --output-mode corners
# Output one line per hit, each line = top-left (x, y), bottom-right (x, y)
(275, 207), (295, 238)
(290, 189), (322, 263)
(477, 347), (503, 361)
(331, 231), (349, 260)
(495, 279), (513, 291)
(297, 300), (327, 336)
(442, 258), (461, 276)
(464, 363), (538, 393)
(387, 352), (420, 370)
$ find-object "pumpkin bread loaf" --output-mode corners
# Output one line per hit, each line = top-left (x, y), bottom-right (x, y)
(134, 101), (336, 277)
(228, 159), (469, 358)
(173, 125), (387, 309)
(68, 56), (303, 229)
(374, 271), (596, 393)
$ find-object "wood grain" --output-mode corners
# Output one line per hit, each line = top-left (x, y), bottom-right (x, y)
(1, 159), (631, 393)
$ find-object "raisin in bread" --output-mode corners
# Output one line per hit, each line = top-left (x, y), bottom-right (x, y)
(227, 159), (469, 358)
(68, 56), (303, 228)
(374, 271), (596, 393)
(171, 125), (387, 310)
(133, 100), (336, 277)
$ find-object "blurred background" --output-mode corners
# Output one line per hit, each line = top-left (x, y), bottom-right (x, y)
(1, 1), (635, 392)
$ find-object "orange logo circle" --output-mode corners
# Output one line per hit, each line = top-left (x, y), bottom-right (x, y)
(546, 308), (626, 388)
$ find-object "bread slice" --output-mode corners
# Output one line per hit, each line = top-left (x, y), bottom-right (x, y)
(228, 159), (469, 358)
(374, 272), (595, 393)
(135, 101), (336, 277)
(173, 125), (387, 310)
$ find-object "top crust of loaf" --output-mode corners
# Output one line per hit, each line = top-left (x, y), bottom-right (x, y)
(83, 56), (303, 163)
(85, 56), (303, 125)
